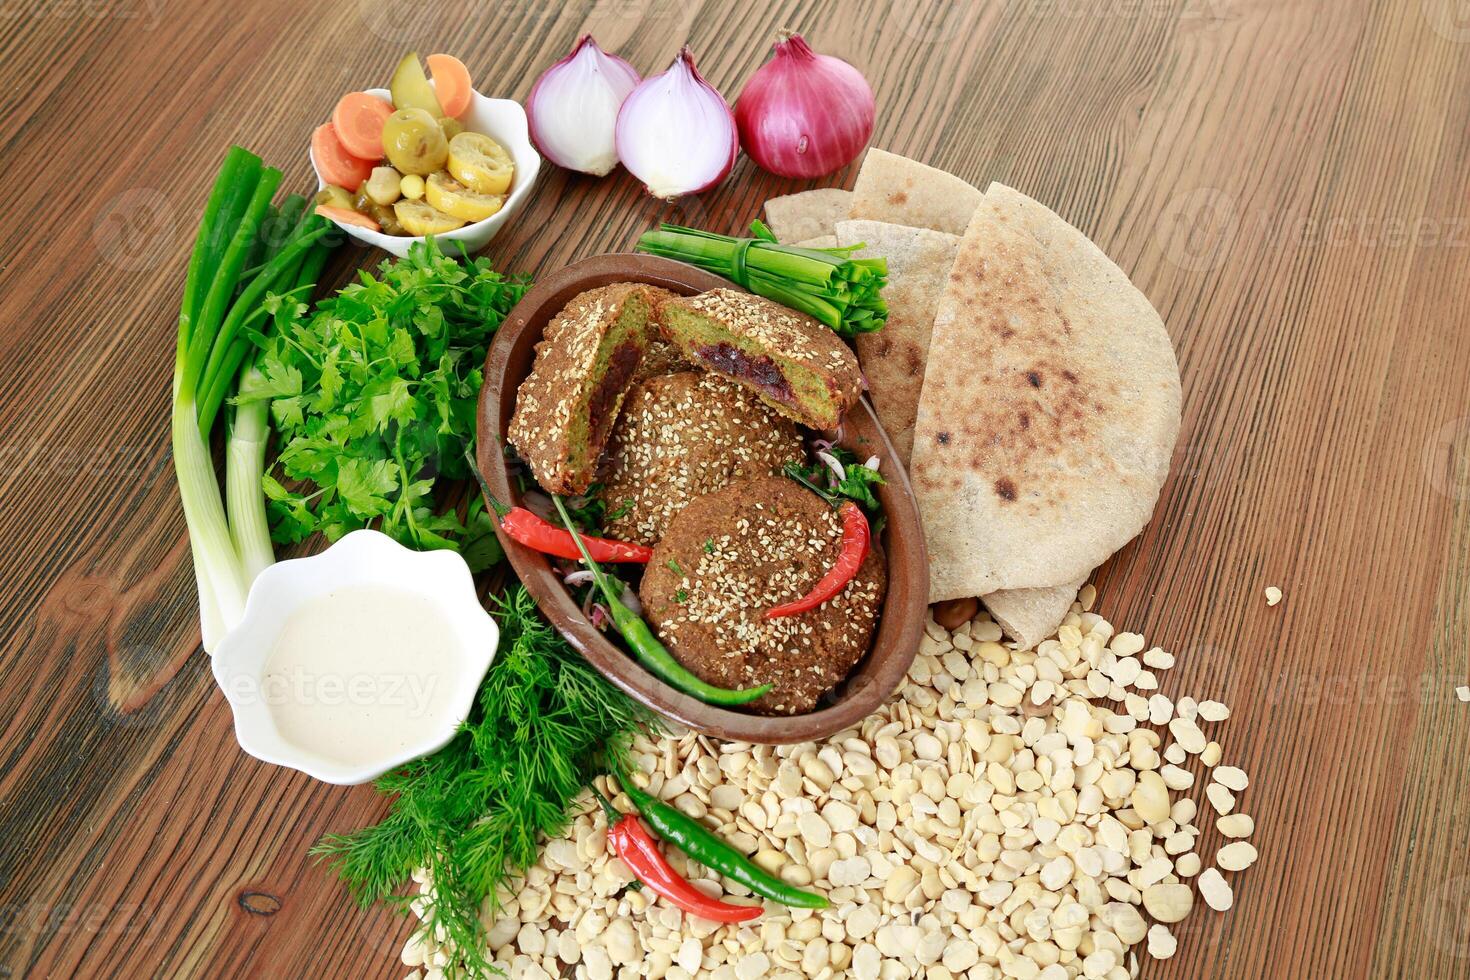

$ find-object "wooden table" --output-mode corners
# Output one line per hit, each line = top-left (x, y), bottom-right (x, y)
(4, 1), (1469, 977)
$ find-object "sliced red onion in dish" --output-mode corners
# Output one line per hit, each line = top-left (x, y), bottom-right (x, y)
(528, 35), (641, 176)
(815, 449), (847, 483)
(615, 47), (737, 199)
(562, 569), (596, 587)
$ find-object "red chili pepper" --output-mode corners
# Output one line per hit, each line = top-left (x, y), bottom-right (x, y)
(764, 500), (870, 619)
(590, 787), (762, 924)
(463, 448), (653, 563)
(498, 507), (654, 563)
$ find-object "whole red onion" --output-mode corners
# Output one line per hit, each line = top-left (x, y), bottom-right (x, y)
(735, 32), (875, 179)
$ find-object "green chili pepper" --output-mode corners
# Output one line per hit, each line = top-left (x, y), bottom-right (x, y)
(552, 496), (772, 707)
(619, 773), (830, 909)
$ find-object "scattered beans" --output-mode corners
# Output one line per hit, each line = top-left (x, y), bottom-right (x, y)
(403, 597), (1262, 978)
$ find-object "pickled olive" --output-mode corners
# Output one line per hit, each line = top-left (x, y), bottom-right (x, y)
(425, 171), (504, 222)
(393, 199), (466, 236)
(382, 108), (450, 175)
(447, 132), (514, 195)
(400, 173), (426, 201)
(366, 166), (403, 206)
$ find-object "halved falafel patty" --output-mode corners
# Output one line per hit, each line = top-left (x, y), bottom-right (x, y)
(658, 289), (863, 431)
(597, 372), (805, 546)
(639, 476), (886, 715)
(507, 283), (657, 495)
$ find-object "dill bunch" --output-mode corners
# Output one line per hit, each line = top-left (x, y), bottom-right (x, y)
(311, 585), (660, 978)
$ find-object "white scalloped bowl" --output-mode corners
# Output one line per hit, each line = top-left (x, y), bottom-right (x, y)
(212, 530), (498, 785)
(310, 86), (541, 258)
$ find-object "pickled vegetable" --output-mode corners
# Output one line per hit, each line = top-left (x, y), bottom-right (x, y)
(314, 185), (355, 211)
(439, 117), (465, 142)
(426, 53), (473, 117)
(332, 92), (396, 158)
(447, 132), (514, 195)
(390, 52), (443, 117)
(393, 199), (466, 236)
(366, 166), (403, 206)
(383, 108), (450, 175)
(425, 171), (504, 222)
(312, 122), (375, 189)
(316, 204), (380, 233)
(400, 173), (426, 200)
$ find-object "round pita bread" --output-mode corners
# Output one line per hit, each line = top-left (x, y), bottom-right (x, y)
(850, 148), (982, 235)
(763, 189), (854, 244)
(910, 184), (1181, 598)
(836, 219), (959, 468)
(982, 578), (1087, 650)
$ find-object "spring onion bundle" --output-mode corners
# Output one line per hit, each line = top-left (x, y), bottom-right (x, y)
(635, 220), (887, 337)
(171, 145), (336, 650)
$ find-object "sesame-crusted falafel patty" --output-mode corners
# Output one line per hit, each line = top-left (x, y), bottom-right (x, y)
(507, 283), (657, 495)
(597, 372), (805, 546)
(640, 476), (886, 715)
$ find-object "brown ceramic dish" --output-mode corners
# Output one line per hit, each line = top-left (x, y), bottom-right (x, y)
(477, 253), (928, 744)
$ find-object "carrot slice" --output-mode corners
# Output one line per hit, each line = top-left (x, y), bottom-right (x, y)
(426, 54), (474, 118)
(315, 204), (380, 233)
(332, 92), (395, 159)
(311, 123), (375, 189)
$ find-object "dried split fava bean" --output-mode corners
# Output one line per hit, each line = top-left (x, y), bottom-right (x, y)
(1217, 841), (1259, 871)
(1265, 585), (1283, 606)
(1142, 883), (1194, 923)
(1206, 783), (1236, 815)
(1199, 867), (1235, 910)
(1218, 813), (1255, 838)
(1214, 765), (1249, 791)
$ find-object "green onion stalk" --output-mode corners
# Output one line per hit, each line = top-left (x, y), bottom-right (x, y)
(171, 147), (336, 649)
(635, 220), (888, 337)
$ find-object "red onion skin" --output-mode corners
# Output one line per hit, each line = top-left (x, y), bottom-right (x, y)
(616, 47), (738, 199)
(528, 35), (640, 176)
(736, 33), (875, 179)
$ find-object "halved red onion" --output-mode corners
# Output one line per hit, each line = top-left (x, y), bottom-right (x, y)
(528, 35), (641, 176)
(615, 47), (737, 199)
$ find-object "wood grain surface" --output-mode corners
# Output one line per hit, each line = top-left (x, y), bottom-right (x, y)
(2, 1), (1469, 978)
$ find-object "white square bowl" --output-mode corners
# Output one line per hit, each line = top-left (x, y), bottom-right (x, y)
(211, 530), (499, 785)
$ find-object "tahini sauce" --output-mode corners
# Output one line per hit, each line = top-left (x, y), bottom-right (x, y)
(262, 586), (462, 767)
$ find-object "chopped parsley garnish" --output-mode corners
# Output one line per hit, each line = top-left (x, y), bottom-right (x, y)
(674, 588), (689, 603)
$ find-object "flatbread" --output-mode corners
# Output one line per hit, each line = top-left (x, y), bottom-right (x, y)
(794, 235), (838, 249)
(835, 219), (959, 467)
(982, 578), (1087, 650)
(849, 148), (983, 235)
(763, 189), (853, 244)
(910, 184), (1181, 598)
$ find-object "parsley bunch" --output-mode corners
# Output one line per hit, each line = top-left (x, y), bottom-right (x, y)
(245, 240), (529, 562)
